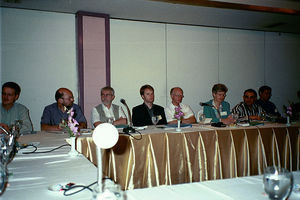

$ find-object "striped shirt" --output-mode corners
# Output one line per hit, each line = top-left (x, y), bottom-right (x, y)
(232, 102), (264, 119)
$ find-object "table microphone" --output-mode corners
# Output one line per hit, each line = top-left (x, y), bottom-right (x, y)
(199, 102), (214, 107)
(120, 99), (135, 134)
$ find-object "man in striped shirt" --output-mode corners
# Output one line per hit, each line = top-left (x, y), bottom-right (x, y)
(232, 89), (264, 121)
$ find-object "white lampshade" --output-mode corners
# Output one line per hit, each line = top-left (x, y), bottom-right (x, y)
(92, 123), (119, 149)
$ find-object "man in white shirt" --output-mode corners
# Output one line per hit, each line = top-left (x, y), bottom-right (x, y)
(91, 86), (127, 127)
(165, 87), (196, 124)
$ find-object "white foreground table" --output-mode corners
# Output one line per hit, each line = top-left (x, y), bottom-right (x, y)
(0, 132), (97, 200)
(126, 172), (300, 200)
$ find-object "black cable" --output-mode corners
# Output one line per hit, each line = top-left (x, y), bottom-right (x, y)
(22, 143), (71, 154)
(123, 130), (142, 140)
(63, 181), (97, 196)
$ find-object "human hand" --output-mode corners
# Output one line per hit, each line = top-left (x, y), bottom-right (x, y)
(0, 123), (10, 134)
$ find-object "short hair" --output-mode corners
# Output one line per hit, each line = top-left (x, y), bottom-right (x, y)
(244, 89), (257, 97)
(212, 83), (228, 94)
(259, 85), (271, 94)
(170, 87), (183, 95)
(55, 89), (64, 101)
(140, 84), (154, 96)
(2, 82), (21, 96)
(101, 86), (115, 96)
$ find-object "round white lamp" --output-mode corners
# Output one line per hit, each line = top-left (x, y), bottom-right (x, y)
(92, 123), (119, 199)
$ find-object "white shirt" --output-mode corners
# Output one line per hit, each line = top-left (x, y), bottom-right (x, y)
(91, 104), (126, 127)
(165, 103), (195, 122)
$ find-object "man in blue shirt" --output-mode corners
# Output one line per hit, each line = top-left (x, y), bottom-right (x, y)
(1, 82), (33, 135)
(40, 88), (87, 131)
(256, 86), (280, 117)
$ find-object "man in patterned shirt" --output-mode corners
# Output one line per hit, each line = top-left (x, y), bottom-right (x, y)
(232, 89), (264, 120)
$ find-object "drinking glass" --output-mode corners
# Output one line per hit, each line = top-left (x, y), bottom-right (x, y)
(231, 113), (239, 124)
(151, 116), (159, 126)
(0, 162), (7, 195)
(260, 111), (267, 121)
(198, 114), (206, 127)
(263, 166), (293, 200)
(107, 117), (114, 124)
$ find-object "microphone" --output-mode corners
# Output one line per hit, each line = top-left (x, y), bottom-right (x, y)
(120, 99), (135, 134)
(199, 102), (214, 107)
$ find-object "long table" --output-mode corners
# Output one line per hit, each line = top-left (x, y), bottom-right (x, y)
(76, 123), (300, 190)
(0, 132), (97, 200)
(1, 128), (299, 199)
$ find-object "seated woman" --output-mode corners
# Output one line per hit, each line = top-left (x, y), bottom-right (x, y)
(198, 83), (234, 125)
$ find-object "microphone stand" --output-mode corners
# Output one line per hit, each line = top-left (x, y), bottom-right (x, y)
(120, 99), (135, 134)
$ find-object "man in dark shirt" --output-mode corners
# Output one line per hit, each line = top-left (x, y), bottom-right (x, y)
(256, 86), (280, 117)
(40, 88), (87, 131)
(132, 84), (167, 126)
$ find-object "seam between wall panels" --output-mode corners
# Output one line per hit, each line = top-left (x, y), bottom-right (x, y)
(264, 32), (266, 85)
(165, 24), (168, 106)
(218, 28), (220, 83)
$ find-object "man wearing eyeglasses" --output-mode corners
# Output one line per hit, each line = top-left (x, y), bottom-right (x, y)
(232, 88), (264, 120)
(40, 88), (87, 131)
(1, 82), (33, 134)
(165, 87), (196, 124)
(91, 86), (127, 127)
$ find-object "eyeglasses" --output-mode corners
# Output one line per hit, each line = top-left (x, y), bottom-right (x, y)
(216, 93), (226, 97)
(101, 94), (113, 97)
(62, 97), (74, 101)
(172, 94), (184, 98)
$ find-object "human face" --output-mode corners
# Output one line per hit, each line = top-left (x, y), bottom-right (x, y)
(260, 89), (271, 101)
(243, 91), (256, 106)
(2, 87), (19, 107)
(171, 88), (184, 106)
(61, 90), (74, 108)
(212, 91), (226, 104)
(101, 89), (115, 106)
(142, 88), (154, 104)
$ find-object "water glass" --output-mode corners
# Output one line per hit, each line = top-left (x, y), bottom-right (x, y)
(107, 117), (114, 124)
(152, 116), (159, 126)
(263, 166), (293, 200)
(0, 162), (7, 195)
(199, 114), (206, 127)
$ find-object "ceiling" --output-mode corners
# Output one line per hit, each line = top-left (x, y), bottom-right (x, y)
(1, 0), (300, 33)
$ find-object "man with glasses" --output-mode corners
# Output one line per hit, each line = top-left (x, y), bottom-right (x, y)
(91, 86), (127, 127)
(1, 82), (33, 134)
(232, 88), (264, 120)
(198, 83), (234, 125)
(41, 88), (87, 131)
(165, 87), (196, 124)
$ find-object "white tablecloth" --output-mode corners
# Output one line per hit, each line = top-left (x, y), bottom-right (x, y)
(0, 132), (97, 200)
(126, 172), (300, 200)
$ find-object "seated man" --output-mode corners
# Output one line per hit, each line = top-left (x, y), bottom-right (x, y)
(1, 82), (33, 135)
(41, 88), (87, 131)
(198, 83), (234, 125)
(165, 87), (196, 124)
(91, 86), (127, 127)
(232, 89), (264, 120)
(132, 84), (167, 126)
(256, 85), (280, 117)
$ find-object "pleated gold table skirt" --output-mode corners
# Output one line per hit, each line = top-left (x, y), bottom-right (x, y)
(76, 125), (300, 190)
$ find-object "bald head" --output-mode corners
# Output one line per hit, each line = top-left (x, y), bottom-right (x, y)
(170, 87), (184, 106)
(55, 88), (74, 108)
